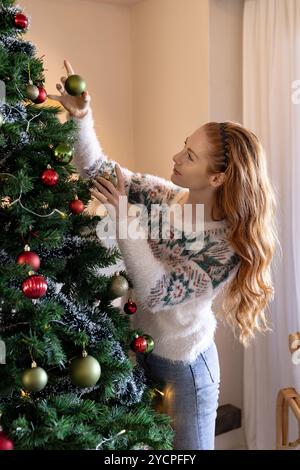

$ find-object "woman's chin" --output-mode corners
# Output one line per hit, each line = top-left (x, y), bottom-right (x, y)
(171, 171), (180, 178)
(171, 173), (183, 185)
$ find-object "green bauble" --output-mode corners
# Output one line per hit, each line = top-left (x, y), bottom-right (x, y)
(109, 273), (129, 299)
(70, 352), (101, 387)
(0, 112), (5, 127)
(130, 443), (154, 450)
(53, 143), (73, 164)
(144, 334), (155, 354)
(65, 75), (86, 96)
(26, 84), (39, 101)
(21, 364), (48, 392)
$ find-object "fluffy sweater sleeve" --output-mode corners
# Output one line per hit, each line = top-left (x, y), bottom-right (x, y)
(116, 220), (241, 314)
(69, 107), (182, 206)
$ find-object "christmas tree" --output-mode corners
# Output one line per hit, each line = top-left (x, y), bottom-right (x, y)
(0, 0), (174, 450)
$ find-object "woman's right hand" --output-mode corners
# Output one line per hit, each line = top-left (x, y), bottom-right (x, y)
(48, 59), (91, 119)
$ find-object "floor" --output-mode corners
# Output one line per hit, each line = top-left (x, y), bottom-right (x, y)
(215, 427), (247, 450)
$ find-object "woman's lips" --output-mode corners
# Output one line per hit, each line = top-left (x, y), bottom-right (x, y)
(173, 168), (181, 175)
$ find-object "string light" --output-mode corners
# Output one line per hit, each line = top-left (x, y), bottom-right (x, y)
(3, 102), (42, 133)
(95, 429), (126, 450)
(0, 172), (66, 219)
(20, 389), (30, 399)
(25, 111), (42, 133)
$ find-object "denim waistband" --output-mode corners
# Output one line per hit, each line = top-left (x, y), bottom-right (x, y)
(138, 341), (215, 367)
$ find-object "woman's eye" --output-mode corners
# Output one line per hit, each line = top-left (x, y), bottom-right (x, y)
(188, 153), (193, 161)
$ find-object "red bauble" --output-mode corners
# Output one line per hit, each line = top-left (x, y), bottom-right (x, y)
(40, 168), (59, 187)
(33, 87), (47, 104)
(22, 274), (48, 299)
(14, 13), (28, 30)
(16, 247), (40, 271)
(131, 335), (148, 353)
(0, 431), (14, 450)
(69, 198), (85, 215)
(123, 299), (137, 315)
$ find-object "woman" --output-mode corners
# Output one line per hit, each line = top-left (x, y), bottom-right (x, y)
(48, 60), (277, 450)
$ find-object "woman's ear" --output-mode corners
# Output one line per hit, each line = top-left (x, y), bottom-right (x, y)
(210, 172), (226, 188)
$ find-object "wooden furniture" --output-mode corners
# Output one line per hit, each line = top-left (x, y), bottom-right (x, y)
(276, 388), (300, 449)
(276, 331), (300, 449)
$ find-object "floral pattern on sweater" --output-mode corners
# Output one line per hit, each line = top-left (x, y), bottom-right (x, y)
(138, 225), (241, 312)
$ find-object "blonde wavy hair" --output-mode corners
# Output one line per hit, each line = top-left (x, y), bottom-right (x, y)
(204, 121), (281, 346)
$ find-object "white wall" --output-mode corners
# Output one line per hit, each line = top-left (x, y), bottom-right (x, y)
(210, 0), (244, 123)
(21, 0), (135, 174)
(130, 0), (209, 177)
(21, 0), (209, 182)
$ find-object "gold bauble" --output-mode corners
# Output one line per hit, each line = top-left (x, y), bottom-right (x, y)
(70, 351), (101, 387)
(21, 363), (48, 392)
(26, 84), (39, 101)
(109, 273), (129, 299)
(65, 75), (86, 96)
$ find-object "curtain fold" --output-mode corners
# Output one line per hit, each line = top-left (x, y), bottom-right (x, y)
(243, 0), (300, 450)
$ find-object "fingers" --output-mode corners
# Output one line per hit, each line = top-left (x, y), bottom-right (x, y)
(54, 77), (67, 96)
(90, 187), (107, 203)
(82, 91), (91, 103)
(64, 59), (75, 76)
(56, 83), (66, 95)
(95, 176), (117, 195)
(47, 94), (62, 103)
(114, 163), (125, 192)
(90, 188), (117, 220)
(92, 179), (114, 201)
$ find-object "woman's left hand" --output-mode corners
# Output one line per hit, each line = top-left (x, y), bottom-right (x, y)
(90, 163), (127, 221)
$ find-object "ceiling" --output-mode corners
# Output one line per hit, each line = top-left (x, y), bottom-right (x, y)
(89, 0), (143, 5)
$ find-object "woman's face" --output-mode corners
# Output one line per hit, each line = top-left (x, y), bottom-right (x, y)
(171, 126), (212, 190)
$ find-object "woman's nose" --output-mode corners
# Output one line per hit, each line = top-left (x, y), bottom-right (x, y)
(173, 151), (184, 164)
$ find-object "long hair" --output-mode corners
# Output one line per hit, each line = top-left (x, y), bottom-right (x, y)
(203, 121), (281, 346)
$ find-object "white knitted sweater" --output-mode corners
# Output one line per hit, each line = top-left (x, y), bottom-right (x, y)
(70, 108), (241, 364)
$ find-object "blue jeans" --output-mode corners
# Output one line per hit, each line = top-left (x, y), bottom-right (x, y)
(136, 342), (220, 450)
